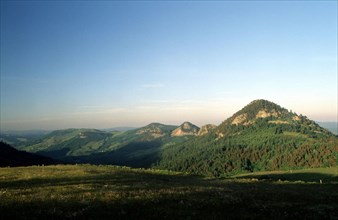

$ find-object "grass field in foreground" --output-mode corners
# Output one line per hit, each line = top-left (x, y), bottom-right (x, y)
(0, 165), (337, 219)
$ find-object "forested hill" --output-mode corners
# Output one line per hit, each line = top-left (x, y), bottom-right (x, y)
(156, 100), (338, 177)
(215, 99), (332, 138)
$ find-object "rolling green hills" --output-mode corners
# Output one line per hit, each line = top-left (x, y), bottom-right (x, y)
(0, 130), (50, 146)
(0, 165), (337, 219)
(21, 128), (114, 158)
(19, 123), (200, 167)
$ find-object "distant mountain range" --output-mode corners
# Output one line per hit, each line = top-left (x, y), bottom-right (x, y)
(101, 127), (138, 132)
(1, 99), (337, 176)
(0, 127), (138, 146)
(0, 130), (50, 146)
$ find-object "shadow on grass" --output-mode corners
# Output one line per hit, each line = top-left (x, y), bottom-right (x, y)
(235, 172), (338, 183)
(3, 197), (336, 220)
(1, 183), (337, 219)
(0, 168), (337, 219)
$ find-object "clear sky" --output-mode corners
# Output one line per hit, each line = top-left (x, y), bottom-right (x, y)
(1, 1), (337, 131)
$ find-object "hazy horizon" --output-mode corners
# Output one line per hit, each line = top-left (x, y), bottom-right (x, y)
(1, 119), (338, 133)
(1, 1), (337, 131)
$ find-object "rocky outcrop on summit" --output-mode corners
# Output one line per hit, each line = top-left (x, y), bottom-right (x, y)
(171, 122), (200, 137)
(198, 124), (217, 136)
(228, 99), (287, 126)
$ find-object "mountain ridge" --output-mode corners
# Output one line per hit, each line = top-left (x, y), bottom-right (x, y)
(15, 99), (337, 176)
(19, 122), (198, 167)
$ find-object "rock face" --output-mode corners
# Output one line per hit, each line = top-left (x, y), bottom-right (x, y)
(198, 124), (217, 136)
(171, 122), (200, 137)
(255, 109), (280, 119)
(231, 113), (248, 125)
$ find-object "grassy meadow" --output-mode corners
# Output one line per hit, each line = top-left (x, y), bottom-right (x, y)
(0, 165), (337, 219)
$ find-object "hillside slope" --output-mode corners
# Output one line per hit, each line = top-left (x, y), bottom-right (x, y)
(0, 141), (56, 167)
(156, 100), (338, 176)
(69, 123), (195, 167)
(198, 124), (217, 136)
(20, 123), (195, 167)
(21, 129), (113, 158)
(0, 130), (49, 147)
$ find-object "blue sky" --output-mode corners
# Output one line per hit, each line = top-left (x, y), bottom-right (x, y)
(1, 1), (337, 130)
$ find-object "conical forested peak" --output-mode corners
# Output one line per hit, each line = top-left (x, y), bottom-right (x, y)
(223, 99), (291, 126)
(237, 99), (288, 120)
(215, 99), (334, 138)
